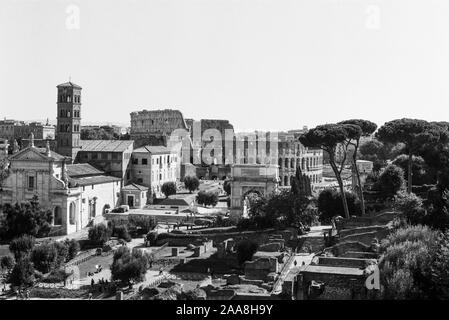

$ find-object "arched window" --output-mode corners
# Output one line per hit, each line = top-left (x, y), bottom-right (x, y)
(284, 176), (289, 186)
(69, 202), (76, 225)
(290, 158), (295, 169)
(285, 158), (289, 168)
(278, 158), (282, 168)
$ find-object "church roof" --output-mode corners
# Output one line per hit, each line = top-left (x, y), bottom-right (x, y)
(57, 81), (82, 89)
(66, 163), (104, 177)
(79, 140), (134, 152)
(9, 146), (65, 162)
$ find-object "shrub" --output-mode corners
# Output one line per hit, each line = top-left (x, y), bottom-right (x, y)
(53, 241), (69, 266)
(394, 191), (426, 225)
(9, 235), (35, 260)
(29, 287), (87, 299)
(378, 164), (405, 198)
(380, 224), (439, 251)
(161, 182), (177, 198)
(392, 154), (432, 186)
(41, 269), (70, 283)
(184, 176), (200, 193)
(236, 239), (259, 265)
(88, 224), (112, 246)
(223, 180), (231, 195)
(64, 239), (80, 261)
(1, 255), (14, 271)
(196, 191), (219, 207)
(8, 256), (35, 287)
(179, 288), (207, 300)
(113, 225), (132, 242)
(0, 196), (52, 240)
(110, 246), (147, 285)
(31, 242), (59, 274)
(128, 215), (155, 234)
(378, 225), (449, 299)
(317, 189), (361, 223)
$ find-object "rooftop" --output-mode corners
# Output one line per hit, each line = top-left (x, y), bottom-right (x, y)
(68, 175), (121, 187)
(122, 183), (149, 191)
(79, 140), (134, 152)
(57, 81), (82, 89)
(133, 145), (174, 154)
(66, 163), (104, 177)
(301, 265), (365, 277)
(34, 147), (66, 161)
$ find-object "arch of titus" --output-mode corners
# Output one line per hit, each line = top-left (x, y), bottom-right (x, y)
(229, 164), (279, 221)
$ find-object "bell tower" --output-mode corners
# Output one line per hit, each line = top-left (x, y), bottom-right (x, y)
(56, 81), (82, 161)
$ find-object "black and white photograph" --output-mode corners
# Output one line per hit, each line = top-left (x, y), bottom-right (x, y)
(1, 0), (449, 311)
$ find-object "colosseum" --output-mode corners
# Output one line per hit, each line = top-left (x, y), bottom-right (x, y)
(277, 131), (323, 187)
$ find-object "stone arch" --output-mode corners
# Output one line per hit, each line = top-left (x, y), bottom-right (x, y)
(69, 202), (76, 225)
(53, 206), (62, 226)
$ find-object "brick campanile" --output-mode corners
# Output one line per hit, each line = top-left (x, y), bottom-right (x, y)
(56, 81), (82, 161)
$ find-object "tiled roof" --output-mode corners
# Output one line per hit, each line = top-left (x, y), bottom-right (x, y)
(68, 175), (121, 187)
(122, 183), (149, 191)
(79, 140), (134, 152)
(66, 163), (104, 177)
(133, 145), (173, 154)
(57, 81), (82, 89)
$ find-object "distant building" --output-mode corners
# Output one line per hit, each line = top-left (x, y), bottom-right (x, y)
(277, 131), (323, 187)
(131, 145), (179, 197)
(75, 140), (134, 185)
(121, 183), (149, 209)
(130, 109), (191, 147)
(0, 119), (55, 142)
(0, 119), (19, 140)
(352, 159), (374, 191)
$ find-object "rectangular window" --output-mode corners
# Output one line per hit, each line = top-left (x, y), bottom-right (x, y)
(28, 176), (35, 189)
(142, 158), (148, 165)
(132, 158), (138, 165)
(101, 153), (108, 160)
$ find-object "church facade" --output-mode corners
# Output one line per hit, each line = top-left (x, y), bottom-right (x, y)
(0, 139), (121, 235)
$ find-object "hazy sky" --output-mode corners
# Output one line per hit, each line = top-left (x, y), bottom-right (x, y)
(1, 0), (449, 131)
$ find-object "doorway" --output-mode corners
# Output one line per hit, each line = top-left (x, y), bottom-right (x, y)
(127, 195), (134, 207)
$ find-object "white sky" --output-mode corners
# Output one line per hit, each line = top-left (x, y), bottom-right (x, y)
(1, 0), (449, 131)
